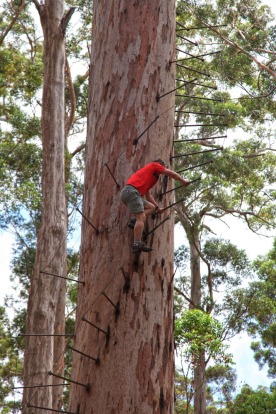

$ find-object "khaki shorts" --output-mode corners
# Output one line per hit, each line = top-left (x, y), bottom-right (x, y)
(120, 185), (148, 214)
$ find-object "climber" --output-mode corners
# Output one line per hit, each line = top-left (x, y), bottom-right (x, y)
(120, 159), (190, 253)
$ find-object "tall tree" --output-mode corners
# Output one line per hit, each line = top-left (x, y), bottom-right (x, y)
(68, 1), (176, 412)
(173, 140), (276, 413)
(22, 0), (71, 411)
(175, 364), (237, 413)
(0, 0), (90, 410)
(174, 238), (251, 413)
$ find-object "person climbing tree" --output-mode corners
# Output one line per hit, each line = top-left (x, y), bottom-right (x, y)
(121, 159), (190, 253)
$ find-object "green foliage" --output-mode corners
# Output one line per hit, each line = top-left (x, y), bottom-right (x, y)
(0, 3), (43, 238)
(244, 240), (276, 377)
(175, 309), (232, 365)
(173, 135), (276, 242)
(0, 135), (42, 209)
(66, 249), (80, 309)
(175, 364), (237, 413)
(203, 238), (250, 288)
(174, 245), (190, 271)
(175, 369), (194, 413)
(10, 246), (35, 300)
(206, 364), (237, 410)
(0, 45), (43, 101)
(219, 238), (276, 385)
(175, 236), (252, 313)
(174, 238), (252, 411)
(0, 307), (23, 412)
(229, 384), (276, 414)
(175, 0), (276, 142)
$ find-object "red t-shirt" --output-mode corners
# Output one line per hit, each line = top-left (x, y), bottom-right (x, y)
(126, 162), (166, 196)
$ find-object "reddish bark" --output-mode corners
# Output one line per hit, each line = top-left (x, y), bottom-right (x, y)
(68, 1), (176, 413)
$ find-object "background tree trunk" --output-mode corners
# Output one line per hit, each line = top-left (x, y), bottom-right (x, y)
(188, 232), (207, 414)
(190, 237), (201, 309)
(22, 0), (67, 411)
(68, 1), (176, 413)
(189, 233), (207, 414)
(177, 211), (207, 414)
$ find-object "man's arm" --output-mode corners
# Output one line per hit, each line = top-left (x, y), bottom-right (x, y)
(160, 168), (190, 186)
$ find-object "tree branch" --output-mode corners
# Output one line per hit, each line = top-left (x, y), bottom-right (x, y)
(242, 152), (265, 159)
(78, 69), (90, 83)
(19, 19), (35, 62)
(221, 291), (256, 341)
(71, 143), (86, 158)
(65, 56), (76, 139)
(61, 7), (76, 35)
(191, 235), (214, 311)
(242, 148), (276, 158)
(200, 21), (276, 81)
(206, 205), (275, 229)
(0, 1), (28, 46)
(251, 47), (276, 55)
(174, 286), (203, 311)
(31, 0), (41, 15)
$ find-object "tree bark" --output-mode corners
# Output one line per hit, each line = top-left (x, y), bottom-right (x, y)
(22, 0), (67, 411)
(68, 1), (176, 413)
(189, 233), (206, 414)
(193, 352), (206, 414)
(190, 236), (201, 309)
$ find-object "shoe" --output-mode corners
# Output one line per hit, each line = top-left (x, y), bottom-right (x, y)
(140, 243), (153, 252)
(128, 218), (137, 229)
(132, 241), (153, 253)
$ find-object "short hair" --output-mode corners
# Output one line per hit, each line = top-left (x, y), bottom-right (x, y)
(153, 159), (165, 166)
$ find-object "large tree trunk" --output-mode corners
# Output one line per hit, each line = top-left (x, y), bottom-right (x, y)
(22, 1), (67, 411)
(68, 1), (176, 413)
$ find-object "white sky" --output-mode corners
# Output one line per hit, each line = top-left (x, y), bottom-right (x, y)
(0, 0), (275, 397)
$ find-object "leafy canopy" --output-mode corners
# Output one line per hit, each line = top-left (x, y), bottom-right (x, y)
(175, 309), (232, 365)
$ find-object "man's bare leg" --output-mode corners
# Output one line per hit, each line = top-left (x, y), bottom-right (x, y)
(133, 211), (146, 242)
(132, 203), (155, 253)
(133, 202), (155, 242)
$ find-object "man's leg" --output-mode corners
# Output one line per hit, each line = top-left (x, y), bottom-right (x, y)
(144, 201), (155, 217)
(133, 211), (146, 241)
(132, 202), (155, 253)
(121, 186), (154, 253)
(133, 202), (155, 241)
